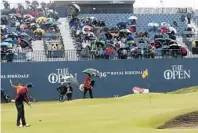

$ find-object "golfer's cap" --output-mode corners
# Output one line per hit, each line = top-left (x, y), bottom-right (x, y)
(27, 83), (33, 88)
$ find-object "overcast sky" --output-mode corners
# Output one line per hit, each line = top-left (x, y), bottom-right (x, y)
(1, 0), (197, 9)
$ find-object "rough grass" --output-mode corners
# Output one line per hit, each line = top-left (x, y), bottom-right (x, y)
(1, 86), (198, 133)
(170, 86), (198, 94)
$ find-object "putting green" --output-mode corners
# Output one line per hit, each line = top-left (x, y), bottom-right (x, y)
(1, 91), (198, 133)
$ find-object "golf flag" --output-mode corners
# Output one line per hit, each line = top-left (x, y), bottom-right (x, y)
(142, 69), (149, 79)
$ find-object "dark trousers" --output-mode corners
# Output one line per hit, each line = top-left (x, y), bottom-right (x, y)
(84, 88), (93, 98)
(66, 93), (72, 101)
(15, 101), (26, 126)
(59, 94), (66, 101)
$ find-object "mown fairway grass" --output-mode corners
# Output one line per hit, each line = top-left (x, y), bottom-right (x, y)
(1, 90), (198, 133)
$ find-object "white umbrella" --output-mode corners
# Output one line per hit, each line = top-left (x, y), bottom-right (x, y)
(73, 4), (81, 11)
(161, 22), (170, 27)
(48, 10), (58, 15)
(48, 9), (54, 13)
(148, 23), (154, 27)
(148, 23), (159, 27)
(83, 68), (100, 77)
(89, 17), (96, 20)
(128, 16), (138, 20)
(169, 43), (183, 47)
(168, 27), (177, 34)
(30, 23), (39, 27)
(153, 23), (159, 27)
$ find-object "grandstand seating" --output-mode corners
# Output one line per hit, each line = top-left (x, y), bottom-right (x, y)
(79, 13), (187, 35)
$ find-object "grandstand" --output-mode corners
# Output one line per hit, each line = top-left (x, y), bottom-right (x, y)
(78, 13), (187, 35)
(1, 0), (198, 63)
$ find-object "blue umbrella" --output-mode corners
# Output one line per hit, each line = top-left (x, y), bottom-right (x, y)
(127, 34), (135, 40)
(0, 42), (11, 47)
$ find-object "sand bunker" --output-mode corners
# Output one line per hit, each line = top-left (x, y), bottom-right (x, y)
(158, 111), (198, 129)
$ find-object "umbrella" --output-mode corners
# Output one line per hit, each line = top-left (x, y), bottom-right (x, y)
(46, 18), (55, 23)
(161, 22), (170, 27)
(9, 14), (22, 18)
(116, 22), (127, 28)
(73, 4), (81, 11)
(4, 38), (13, 43)
(148, 23), (159, 27)
(169, 43), (183, 47)
(64, 75), (79, 85)
(47, 9), (54, 13)
(36, 17), (47, 23)
(120, 29), (131, 33)
(128, 16), (138, 20)
(24, 14), (34, 19)
(127, 34), (135, 40)
(30, 23), (40, 28)
(11, 32), (18, 37)
(0, 42), (11, 47)
(33, 28), (45, 35)
(168, 27), (177, 34)
(109, 32), (119, 37)
(82, 25), (93, 32)
(20, 32), (30, 37)
(20, 39), (31, 48)
(89, 17), (96, 20)
(83, 68), (100, 77)
(127, 40), (135, 44)
(96, 41), (105, 47)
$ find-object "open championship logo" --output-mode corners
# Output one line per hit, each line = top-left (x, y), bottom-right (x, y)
(164, 65), (191, 80)
(48, 68), (77, 84)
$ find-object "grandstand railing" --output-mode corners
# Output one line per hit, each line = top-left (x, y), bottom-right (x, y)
(1, 49), (198, 63)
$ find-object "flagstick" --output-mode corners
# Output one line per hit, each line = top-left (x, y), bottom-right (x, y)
(147, 76), (151, 104)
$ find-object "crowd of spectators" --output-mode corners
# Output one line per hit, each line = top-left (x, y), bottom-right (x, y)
(1, 0), (61, 62)
(70, 15), (188, 59)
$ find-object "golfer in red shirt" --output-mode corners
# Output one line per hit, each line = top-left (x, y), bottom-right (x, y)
(15, 84), (32, 127)
(83, 74), (93, 98)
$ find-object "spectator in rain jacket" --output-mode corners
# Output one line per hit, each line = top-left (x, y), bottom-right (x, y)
(83, 74), (93, 98)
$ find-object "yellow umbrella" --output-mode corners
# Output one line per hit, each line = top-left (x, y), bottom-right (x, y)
(34, 28), (45, 35)
(36, 17), (47, 23)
